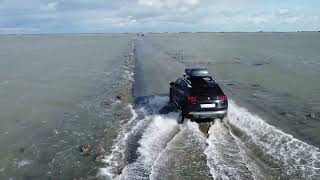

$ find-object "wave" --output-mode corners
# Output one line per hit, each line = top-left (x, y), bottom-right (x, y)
(97, 105), (139, 178)
(119, 113), (179, 180)
(98, 96), (176, 179)
(205, 120), (254, 180)
(99, 96), (320, 179)
(227, 100), (320, 179)
(149, 121), (209, 180)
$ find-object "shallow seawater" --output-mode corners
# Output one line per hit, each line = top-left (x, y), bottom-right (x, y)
(1, 33), (320, 180)
(0, 34), (134, 179)
(144, 32), (320, 147)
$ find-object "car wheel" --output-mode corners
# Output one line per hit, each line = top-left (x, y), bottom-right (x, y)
(178, 112), (185, 124)
(220, 117), (226, 123)
(178, 107), (187, 124)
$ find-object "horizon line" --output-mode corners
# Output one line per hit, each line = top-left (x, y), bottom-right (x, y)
(1, 30), (320, 35)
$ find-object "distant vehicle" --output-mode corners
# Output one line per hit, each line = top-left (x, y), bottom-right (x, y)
(169, 68), (228, 124)
(137, 33), (145, 36)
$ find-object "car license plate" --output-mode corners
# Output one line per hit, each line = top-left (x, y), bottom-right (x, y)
(200, 104), (215, 108)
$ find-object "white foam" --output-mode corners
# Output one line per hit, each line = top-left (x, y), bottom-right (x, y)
(124, 70), (134, 82)
(98, 104), (140, 179)
(184, 120), (208, 147)
(15, 160), (31, 168)
(230, 132), (268, 180)
(98, 96), (173, 179)
(141, 96), (170, 115)
(120, 113), (179, 179)
(228, 100), (320, 178)
(122, 40), (135, 83)
(205, 120), (253, 180)
(149, 121), (207, 180)
(146, 96), (169, 108)
(138, 114), (179, 168)
(148, 129), (183, 180)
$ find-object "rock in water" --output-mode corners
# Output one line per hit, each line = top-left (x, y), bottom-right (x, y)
(79, 144), (92, 156)
(307, 113), (316, 119)
(116, 95), (122, 100)
(19, 147), (25, 153)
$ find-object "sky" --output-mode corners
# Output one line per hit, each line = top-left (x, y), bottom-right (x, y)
(0, 0), (320, 34)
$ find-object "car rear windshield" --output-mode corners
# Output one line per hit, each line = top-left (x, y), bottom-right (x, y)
(189, 77), (224, 96)
(192, 87), (224, 96)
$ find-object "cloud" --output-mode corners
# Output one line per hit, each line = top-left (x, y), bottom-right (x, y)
(45, 2), (58, 11)
(0, 0), (319, 33)
(278, 8), (290, 16)
(138, 0), (199, 9)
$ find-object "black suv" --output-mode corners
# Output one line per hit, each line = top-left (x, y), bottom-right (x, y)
(169, 68), (228, 124)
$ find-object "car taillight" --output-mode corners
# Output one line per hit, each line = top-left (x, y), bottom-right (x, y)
(218, 95), (228, 101)
(187, 96), (197, 103)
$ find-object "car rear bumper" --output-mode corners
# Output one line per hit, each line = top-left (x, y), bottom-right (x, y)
(187, 110), (227, 119)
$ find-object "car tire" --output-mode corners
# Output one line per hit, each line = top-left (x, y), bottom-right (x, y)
(178, 113), (185, 124)
(178, 106), (187, 124)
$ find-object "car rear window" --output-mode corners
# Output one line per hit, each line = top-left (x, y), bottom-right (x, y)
(192, 86), (224, 96)
(189, 77), (223, 95)
(189, 77), (209, 87)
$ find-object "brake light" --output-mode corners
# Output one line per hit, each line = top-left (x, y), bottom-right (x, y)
(187, 96), (197, 103)
(218, 95), (228, 101)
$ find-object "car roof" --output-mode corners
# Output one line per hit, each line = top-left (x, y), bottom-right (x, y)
(185, 68), (209, 77)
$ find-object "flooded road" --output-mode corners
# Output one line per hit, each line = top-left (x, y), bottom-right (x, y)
(101, 34), (320, 180)
(0, 33), (320, 179)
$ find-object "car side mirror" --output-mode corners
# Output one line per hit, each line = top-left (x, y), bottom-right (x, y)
(170, 82), (175, 86)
